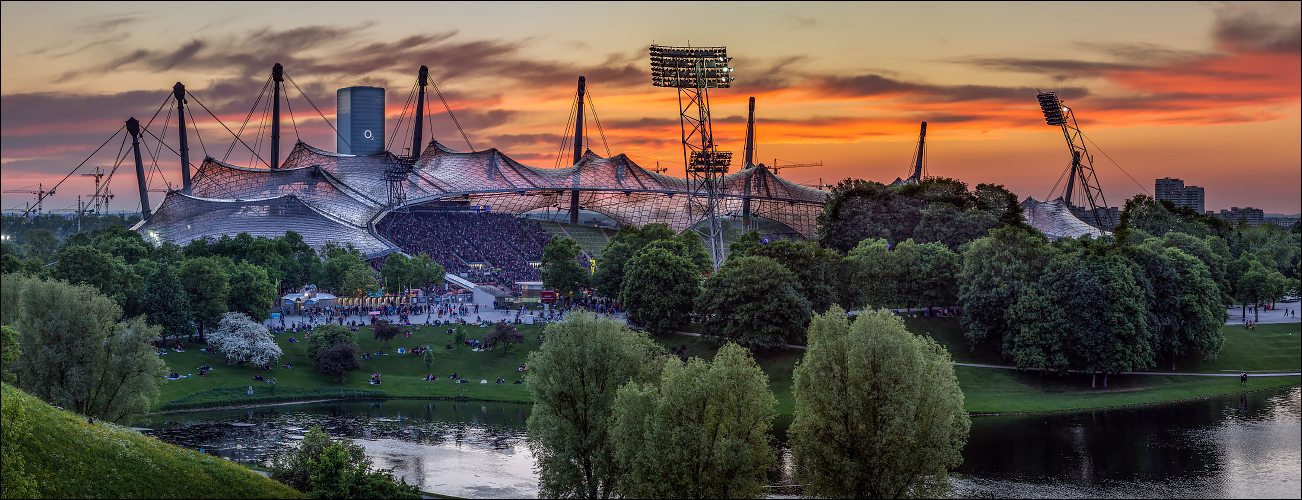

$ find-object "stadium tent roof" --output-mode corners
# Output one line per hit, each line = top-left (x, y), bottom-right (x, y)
(134, 141), (827, 256)
(1019, 196), (1109, 239)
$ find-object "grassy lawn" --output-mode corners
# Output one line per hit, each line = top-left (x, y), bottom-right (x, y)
(153, 322), (544, 411)
(153, 318), (1300, 416)
(3, 382), (301, 499)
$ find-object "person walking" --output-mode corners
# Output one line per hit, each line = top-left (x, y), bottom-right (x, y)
(1240, 372), (1248, 386)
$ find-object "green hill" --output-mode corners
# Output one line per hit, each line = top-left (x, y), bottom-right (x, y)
(1, 382), (302, 499)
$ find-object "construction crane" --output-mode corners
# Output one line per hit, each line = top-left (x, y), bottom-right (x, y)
(3, 184), (55, 216)
(81, 167), (114, 214)
(771, 159), (822, 176)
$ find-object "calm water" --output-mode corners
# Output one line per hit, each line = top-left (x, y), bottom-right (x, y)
(136, 387), (1301, 499)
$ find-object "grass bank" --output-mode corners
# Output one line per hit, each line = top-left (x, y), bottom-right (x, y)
(152, 319), (1299, 416)
(2, 382), (302, 499)
(152, 322), (544, 412)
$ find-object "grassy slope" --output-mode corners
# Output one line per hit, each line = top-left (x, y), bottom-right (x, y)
(154, 323), (543, 411)
(2, 382), (301, 499)
(154, 319), (1300, 416)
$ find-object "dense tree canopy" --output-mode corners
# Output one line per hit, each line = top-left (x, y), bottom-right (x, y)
(696, 255), (812, 349)
(541, 235), (589, 301)
(621, 246), (700, 335)
(611, 343), (776, 499)
(6, 275), (166, 423)
(525, 312), (665, 499)
(791, 307), (969, 498)
(178, 256), (230, 340)
(139, 264), (193, 339)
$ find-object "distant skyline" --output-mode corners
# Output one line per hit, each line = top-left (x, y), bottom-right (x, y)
(2, 1), (1299, 214)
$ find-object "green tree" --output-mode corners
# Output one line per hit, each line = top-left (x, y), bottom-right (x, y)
(315, 343), (363, 382)
(306, 324), (359, 361)
(483, 321), (525, 355)
(139, 264), (193, 339)
(697, 255), (812, 349)
(90, 225), (153, 265)
(912, 204), (998, 250)
(525, 312), (665, 499)
(380, 253), (412, 295)
(790, 307), (970, 499)
(0, 253), (23, 275)
(50, 245), (133, 307)
(8, 277), (166, 423)
(21, 229), (58, 263)
(227, 261), (277, 322)
(848, 238), (901, 309)
(1160, 247), (1228, 368)
(611, 343), (776, 499)
(307, 441), (419, 499)
(958, 226), (1054, 348)
(729, 238), (848, 313)
(178, 256), (230, 341)
(1, 326), (20, 383)
(621, 246), (699, 335)
(269, 426), (369, 492)
(893, 239), (961, 311)
(1068, 254), (1154, 386)
(541, 235), (589, 302)
(1237, 260), (1287, 322)
(592, 223), (677, 299)
(373, 320), (402, 351)
(407, 253), (446, 290)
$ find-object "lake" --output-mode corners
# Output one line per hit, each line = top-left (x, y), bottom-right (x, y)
(135, 386), (1301, 498)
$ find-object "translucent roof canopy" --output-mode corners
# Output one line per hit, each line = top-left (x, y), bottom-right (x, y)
(134, 140), (827, 257)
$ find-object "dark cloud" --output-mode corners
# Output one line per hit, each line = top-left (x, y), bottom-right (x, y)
(483, 133), (564, 150)
(74, 13), (147, 34)
(816, 73), (1088, 102)
(1212, 1), (1301, 53)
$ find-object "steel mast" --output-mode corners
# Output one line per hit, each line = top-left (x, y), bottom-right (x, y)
(650, 44), (734, 272)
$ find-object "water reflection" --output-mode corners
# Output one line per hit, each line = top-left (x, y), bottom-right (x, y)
(952, 387), (1300, 498)
(139, 387), (1301, 499)
(138, 400), (538, 498)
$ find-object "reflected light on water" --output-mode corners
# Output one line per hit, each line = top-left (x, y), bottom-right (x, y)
(141, 387), (1301, 499)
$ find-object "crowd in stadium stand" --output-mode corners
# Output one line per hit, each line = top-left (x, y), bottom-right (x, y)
(377, 211), (552, 294)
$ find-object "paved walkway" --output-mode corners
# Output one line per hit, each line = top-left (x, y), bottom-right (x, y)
(1226, 303), (1300, 324)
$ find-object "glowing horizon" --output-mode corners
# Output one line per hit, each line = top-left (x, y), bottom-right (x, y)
(2, 1), (1299, 215)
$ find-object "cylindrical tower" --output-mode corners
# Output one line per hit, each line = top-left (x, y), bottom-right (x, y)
(337, 86), (386, 155)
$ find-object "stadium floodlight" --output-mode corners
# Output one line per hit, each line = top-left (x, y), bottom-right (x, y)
(1037, 91), (1066, 126)
(650, 45), (734, 89)
(650, 43), (735, 272)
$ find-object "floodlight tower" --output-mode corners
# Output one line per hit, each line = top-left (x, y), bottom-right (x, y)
(650, 44), (734, 272)
(1037, 91), (1110, 228)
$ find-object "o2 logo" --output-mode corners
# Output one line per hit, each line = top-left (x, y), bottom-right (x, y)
(364, 130), (374, 141)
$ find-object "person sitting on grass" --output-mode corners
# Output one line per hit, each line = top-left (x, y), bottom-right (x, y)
(288, 337), (298, 343)
(253, 375), (264, 382)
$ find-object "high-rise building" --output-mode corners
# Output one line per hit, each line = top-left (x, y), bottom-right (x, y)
(1154, 177), (1205, 214)
(1212, 207), (1265, 226)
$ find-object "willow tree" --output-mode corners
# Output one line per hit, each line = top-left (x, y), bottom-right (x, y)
(611, 343), (776, 499)
(525, 312), (664, 499)
(790, 307), (969, 498)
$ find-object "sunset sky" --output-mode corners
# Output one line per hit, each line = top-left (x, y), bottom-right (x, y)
(2, 1), (1299, 215)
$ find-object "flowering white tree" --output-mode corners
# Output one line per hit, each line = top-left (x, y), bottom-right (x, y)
(210, 312), (282, 366)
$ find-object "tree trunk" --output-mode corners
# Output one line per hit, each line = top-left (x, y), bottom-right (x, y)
(1103, 373), (1109, 388)
(1254, 305), (1259, 323)
(1091, 372), (1096, 389)
(1242, 304), (1246, 318)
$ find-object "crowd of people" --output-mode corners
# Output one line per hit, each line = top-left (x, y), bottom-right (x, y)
(377, 211), (553, 294)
